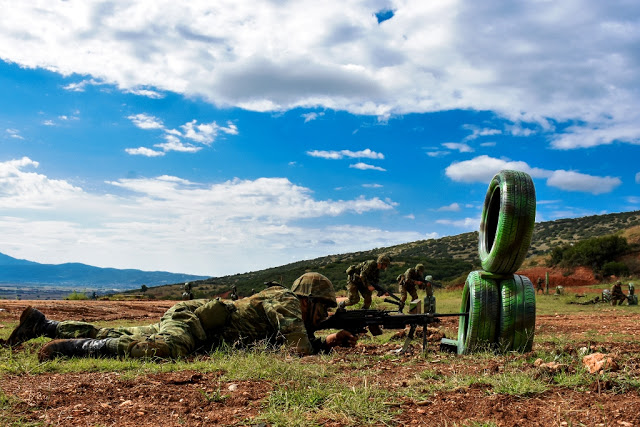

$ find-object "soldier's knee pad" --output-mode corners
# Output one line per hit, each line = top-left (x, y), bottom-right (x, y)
(128, 341), (172, 358)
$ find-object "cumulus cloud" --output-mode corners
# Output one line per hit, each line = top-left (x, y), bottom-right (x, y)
(0, 157), (418, 275)
(442, 142), (473, 153)
(349, 162), (386, 171)
(125, 114), (238, 155)
(129, 113), (164, 130)
(437, 202), (461, 212)
(6, 129), (23, 140)
(307, 148), (384, 160)
(445, 155), (550, 183)
(124, 147), (165, 157)
(302, 112), (325, 122)
(1, 2), (638, 149)
(546, 170), (621, 195)
(445, 155), (623, 195)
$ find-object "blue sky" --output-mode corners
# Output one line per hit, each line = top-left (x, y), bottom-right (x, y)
(1, 1), (639, 276)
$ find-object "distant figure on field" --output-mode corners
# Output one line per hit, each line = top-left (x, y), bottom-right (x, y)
(182, 282), (193, 300)
(230, 285), (238, 301)
(341, 254), (391, 309)
(536, 277), (544, 294)
(399, 264), (424, 312)
(610, 281), (626, 306)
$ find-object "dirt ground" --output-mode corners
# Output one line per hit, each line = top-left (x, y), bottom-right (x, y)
(1, 299), (639, 427)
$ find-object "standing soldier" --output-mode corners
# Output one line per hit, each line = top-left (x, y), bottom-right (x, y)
(182, 282), (193, 300)
(341, 254), (391, 309)
(400, 264), (424, 312)
(230, 286), (239, 301)
(536, 277), (544, 294)
(610, 280), (626, 306)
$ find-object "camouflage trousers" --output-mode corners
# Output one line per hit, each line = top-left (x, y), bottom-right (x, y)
(345, 278), (372, 309)
(55, 299), (231, 358)
(399, 282), (418, 304)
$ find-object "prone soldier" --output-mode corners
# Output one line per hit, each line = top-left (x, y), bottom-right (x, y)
(4, 273), (357, 360)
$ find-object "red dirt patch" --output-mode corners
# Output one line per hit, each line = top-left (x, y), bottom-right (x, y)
(1, 300), (640, 426)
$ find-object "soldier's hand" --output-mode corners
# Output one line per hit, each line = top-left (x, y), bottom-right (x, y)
(325, 330), (357, 348)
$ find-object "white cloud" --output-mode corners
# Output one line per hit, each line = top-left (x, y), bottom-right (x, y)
(480, 142), (496, 147)
(547, 170), (621, 195)
(128, 113), (164, 130)
(462, 125), (501, 141)
(362, 183), (383, 188)
(442, 142), (473, 153)
(349, 162), (386, 171)
(445, 155), (550, 183)
(42, 120), (55, 126)
(125, 147), (165, 157)
(627, 196), (640, 204)
(445, 155), (621, 195)
(125, 115), (238, 155)
(6, 129), (24, 140)
(0, 157), (418, 275)
(436, 217), (480, 230)
(437, 202), (461, 212)
(302, 112), (325, 122)
(426, 151), (449, 158)
(126, 88), (165, 99)
(62, 79), (103, 92)
(307, 148), (384, 160)
(2, 2), (637, 149)
(636, 172), (640, 184)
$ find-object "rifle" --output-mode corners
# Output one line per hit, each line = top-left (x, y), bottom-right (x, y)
(316, 308), (467, 353)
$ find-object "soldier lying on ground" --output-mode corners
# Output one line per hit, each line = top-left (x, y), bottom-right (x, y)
(3, 272), (357, 361)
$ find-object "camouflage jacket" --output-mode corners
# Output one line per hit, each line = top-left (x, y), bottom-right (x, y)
(216, 286), (325, 355)
(348, 260), (380, 288)
(403, 268), (424, 287)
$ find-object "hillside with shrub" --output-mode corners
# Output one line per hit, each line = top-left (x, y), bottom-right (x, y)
(127, 210), (640, 300)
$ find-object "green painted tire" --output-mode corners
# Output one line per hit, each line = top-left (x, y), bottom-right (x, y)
(497, 274), (536, 352)
(457, 271), (499, 354)
(478, 170), (536, 275)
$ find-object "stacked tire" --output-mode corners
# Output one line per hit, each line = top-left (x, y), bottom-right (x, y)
(457, 170), (537, 354)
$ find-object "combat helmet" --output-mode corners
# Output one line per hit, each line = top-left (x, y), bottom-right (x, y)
(377, 253), (391, 265)
(415, 263), (425, 272)
(292, 272), (337, 307)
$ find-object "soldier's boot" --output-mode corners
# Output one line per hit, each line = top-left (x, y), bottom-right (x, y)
(7, 306), (59, 346)
(38, 338), (114, 361)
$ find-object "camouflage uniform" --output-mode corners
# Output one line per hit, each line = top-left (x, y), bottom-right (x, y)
(344, 260), (380, 309)
(536, 277), (544, 294)
(53, 287), (326, 357)
(400, 266), (423, 306)
(610, 281), (626, 306)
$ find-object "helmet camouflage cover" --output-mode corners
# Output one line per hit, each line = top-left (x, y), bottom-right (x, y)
(415, 263), (425, 271)
(291, 272), (337, 307)
(377, 254), (391, 265)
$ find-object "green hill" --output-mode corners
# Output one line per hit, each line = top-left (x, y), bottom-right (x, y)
(131, 210), (640, 300)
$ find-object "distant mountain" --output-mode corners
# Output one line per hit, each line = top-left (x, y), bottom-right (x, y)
(0, 253), (209, 290)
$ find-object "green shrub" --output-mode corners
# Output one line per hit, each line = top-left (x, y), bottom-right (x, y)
(602, 261), (629, 277)
(65, 291), (89, 300)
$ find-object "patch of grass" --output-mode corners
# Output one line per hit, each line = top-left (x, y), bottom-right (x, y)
(488, 371), (548, 396)
(260, 378), (397, 426)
